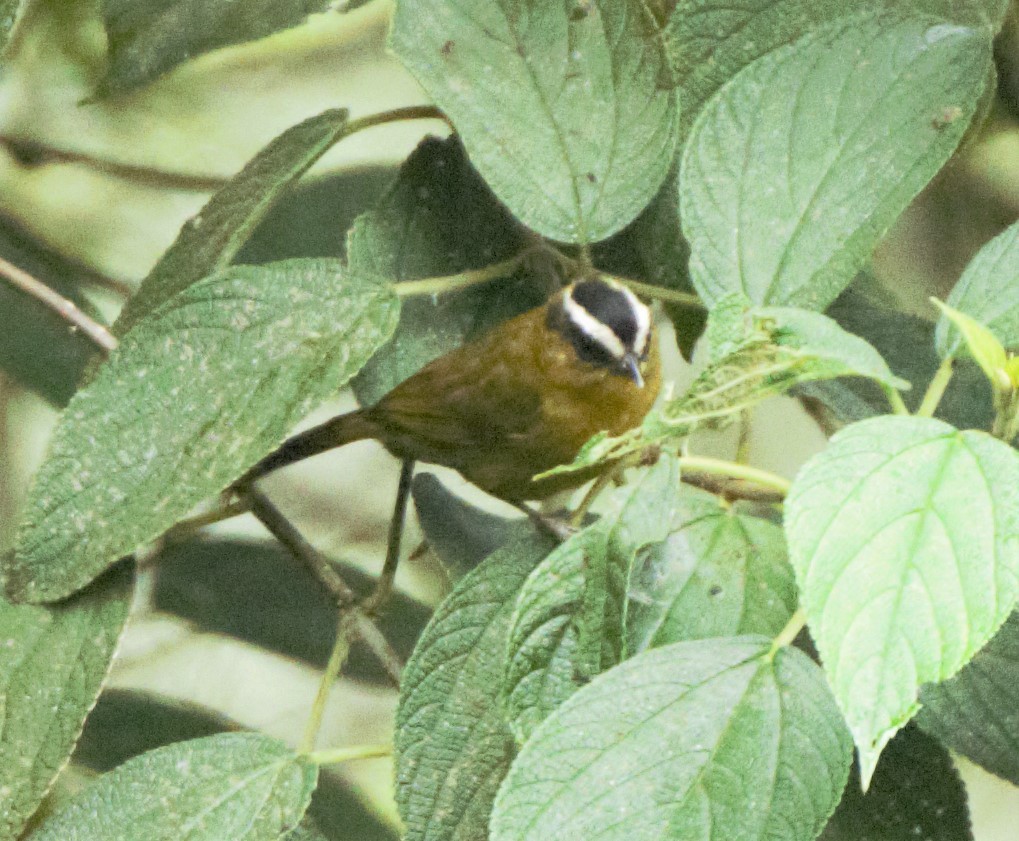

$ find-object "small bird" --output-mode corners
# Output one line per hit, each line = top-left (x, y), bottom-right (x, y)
(242, 275), (660, 501)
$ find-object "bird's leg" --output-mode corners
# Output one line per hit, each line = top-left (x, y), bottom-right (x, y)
(362, 459), (416, 615)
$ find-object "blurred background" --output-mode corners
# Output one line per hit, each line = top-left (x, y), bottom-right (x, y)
(1, 0), (1018, 837)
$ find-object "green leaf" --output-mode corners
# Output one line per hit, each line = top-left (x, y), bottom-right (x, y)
(762, 307), (910, 390)
(0, 565), (132, 841)
(502, 528), (590, 744)
(931, 299), (1008, 384)
(785, 415), (1019, 785)
(390, 0), (679, 243)
(395, 534), (555, 841)
(505, 458), (679, 734)
(935, 220), (1019, 357)
(8, 260), (399, 602)
(114, 108), (350, 337)
(98, 0), (333, 96)
(411, 474), (532, 579)
(820, 725), (972, 841)
(574, 457), (678, 677)
(28, 733), (317, 841)
(627, 487), (797, 650)
(917, 608), (1019, 785)
(803, 282), (993, 431)
(347, 136), (537, 406)
(492, 638), (852, 841)
(681, 14), (991, 309)
(665, 0), (1006, 139)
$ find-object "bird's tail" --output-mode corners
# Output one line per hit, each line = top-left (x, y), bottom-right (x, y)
(239, 409), (380, 485)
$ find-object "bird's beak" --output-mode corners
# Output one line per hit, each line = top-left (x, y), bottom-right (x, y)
(622, 352), (644, 388)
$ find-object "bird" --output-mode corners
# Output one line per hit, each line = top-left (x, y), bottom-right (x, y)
(241, 275), (661, 502)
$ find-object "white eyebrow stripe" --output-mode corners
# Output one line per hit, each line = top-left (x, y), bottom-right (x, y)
(620, 285), (651, 355)
(562, 291), (626, 360)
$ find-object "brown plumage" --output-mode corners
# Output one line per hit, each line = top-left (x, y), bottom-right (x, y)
(244, 278), (660, 501)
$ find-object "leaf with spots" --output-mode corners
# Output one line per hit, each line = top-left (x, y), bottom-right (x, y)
(627, 486), (797, 651)
(27, 732), (317, 841)
(395, 534), (555, 841)
(492, 638), (852, 841)
(390, 0), (679, 243)
(680, 14), (992, 309)
(785, 415), (1019, 786)
(0, 565), (133, 841)
(7, 259), (399, 602)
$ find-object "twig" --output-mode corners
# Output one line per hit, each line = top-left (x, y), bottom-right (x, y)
(394, 253), (530, 299)
(245, 488), (403, 685)
(362, 459), (415, 614)
(599, 272), (704, 309)
(678, 455), (791, 501)
(0, 256), (117, 354)
(305, 744), (392, 765)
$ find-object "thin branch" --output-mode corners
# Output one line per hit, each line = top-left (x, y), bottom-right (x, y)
(677, 455), (791, 503)
(0, 256), (118, 354)
(245, 488), (403, 685)
(305, 744), (392, 765)
(394, 253), (530, 299)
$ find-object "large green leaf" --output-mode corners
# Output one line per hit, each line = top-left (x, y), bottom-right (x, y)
(917, 609), (1019, 784)
(390, 0), (679, 243)
(114, 108), (350, 337)
(8, 260), (399, 602)
(935, 219), (1019, 357)
(503, 458), (679, 741)
(501, 525), (591, 744)
(0, 565), (132, 841)
(681, 14), (991, 309)
(820, 725), (972, 841)
(627, 487), (796, 650)
(492, 638), (852, 841)
(394, 534), (554, 841)
(347, 136), (536, 406)
(98, 0), (333, 96)
(28, 733), (317, 841)
(665, 0), (1007, 138)
(786, 415), (1019, 785)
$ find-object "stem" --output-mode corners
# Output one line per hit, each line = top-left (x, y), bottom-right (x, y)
(769, 607), (807, 657)
(246, 488), (403, 685)
(677, 455), (791, 498)
(340, 105), (448, 138)
(163, 498), (250, 541)
(882, 384), (910, 416)
(300, 612), (355, 752)
(362, 459), (415, 614)
(0, 256), (118, 354)
(394, 255), (527, 299)
(305, 744), (392, 765)
(916, 357), (955, 418)
(599, 273), (704, 309)
(570, 468), (620, 528)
